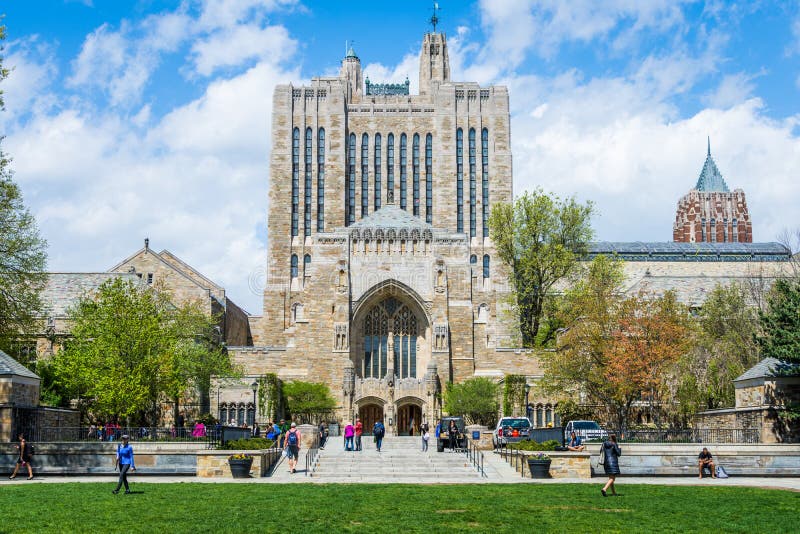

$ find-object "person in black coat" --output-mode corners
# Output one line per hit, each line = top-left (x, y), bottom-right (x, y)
(601, 434), (622, 497)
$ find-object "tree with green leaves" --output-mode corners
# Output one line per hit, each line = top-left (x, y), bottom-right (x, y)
(51, 278), (233, 424)
(674, 283), (760, 418)
(282, 380), (336, 424)
(0, 21), (47, 354)
(443, 377), (500, 426)
(488, 188), (594, 347)
(539, 255), (693, 431)
(757, 278), (800, 364)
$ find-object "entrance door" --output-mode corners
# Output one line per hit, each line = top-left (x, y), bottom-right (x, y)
(358, 404), (383, 436)
(397, 404), (422, 436)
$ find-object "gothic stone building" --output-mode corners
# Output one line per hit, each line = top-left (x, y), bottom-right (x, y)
(230, 30), (544, 433)
(673, 140), (753, 243)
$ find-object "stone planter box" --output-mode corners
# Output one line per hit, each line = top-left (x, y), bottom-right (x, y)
(502, 450), (592, 478)
(197, 449), (282, 478)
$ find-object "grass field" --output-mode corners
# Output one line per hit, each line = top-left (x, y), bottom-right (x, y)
(0, 482), (797, 533)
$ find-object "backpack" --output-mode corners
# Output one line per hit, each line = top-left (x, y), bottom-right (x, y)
(373, 422), (385, 437)
(287, 430), (299, 446)
(716, 465), (729, 479)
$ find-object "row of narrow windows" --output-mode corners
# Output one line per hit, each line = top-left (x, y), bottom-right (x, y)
(290, 253), (489, 280)
(699, 217), (739, 242)
(292, 128), (326, 237)
(290, 128), (489, 237)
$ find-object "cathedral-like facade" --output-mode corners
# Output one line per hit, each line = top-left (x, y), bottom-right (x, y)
(232, 29), (542, 433)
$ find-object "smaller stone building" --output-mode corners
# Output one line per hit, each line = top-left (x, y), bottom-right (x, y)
(673, 140), (752, 243)
(697, 358), (800, 443)
(0, 349), (41, 442)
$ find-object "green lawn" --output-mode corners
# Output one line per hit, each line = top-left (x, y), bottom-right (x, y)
(0, 483), (797, 533)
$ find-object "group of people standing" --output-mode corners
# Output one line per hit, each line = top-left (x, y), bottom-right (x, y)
(342, 418), (386, 452)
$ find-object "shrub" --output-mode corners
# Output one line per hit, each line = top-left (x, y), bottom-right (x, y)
(507, 439), (559, 451)
(443, 377), (500, 426)
(219, 438), (274, 450)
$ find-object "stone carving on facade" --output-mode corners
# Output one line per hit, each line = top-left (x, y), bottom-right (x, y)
(336, 260), (348, 293)
(334, 323), (349, 351)
(433, 323), (449, 352)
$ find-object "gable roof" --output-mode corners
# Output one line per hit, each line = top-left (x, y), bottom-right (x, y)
(0, 349), (40, 379)
(736, 357), (800, 381)
(348, 204), (434, 232)
(42, 272), (142, 317)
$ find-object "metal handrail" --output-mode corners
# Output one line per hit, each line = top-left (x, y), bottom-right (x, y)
(305, 432), (321, 477)
(463, 438), (487, 477)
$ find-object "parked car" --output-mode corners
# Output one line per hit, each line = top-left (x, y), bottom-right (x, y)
(437, 416), (467, 452)
(563, 420), (608, 442)
(492, 416), (533, 448)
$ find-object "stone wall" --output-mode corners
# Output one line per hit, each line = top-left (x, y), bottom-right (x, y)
(0, 441), (203, 475)
(196, 449), (278, 478)
(503, 450), (592, 479)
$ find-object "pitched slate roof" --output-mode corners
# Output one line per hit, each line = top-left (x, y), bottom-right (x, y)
(41, 273), (141, 317)
(695, 140), (730, 192)
(0, 349), (39, 379)
(588, 242), (790, 262)
(736, 357), (800, 381)
(348, 204), (434, 231)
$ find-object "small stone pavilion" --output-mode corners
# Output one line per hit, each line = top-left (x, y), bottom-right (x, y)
(0, 349), (41, 442)
(697, 357), (800, 443)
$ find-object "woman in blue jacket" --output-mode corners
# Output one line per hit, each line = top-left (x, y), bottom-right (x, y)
(113, 435), (136, 494)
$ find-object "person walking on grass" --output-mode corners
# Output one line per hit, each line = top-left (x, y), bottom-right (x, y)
(113, 435), (136, 494)
(284, 422), (301, 474)
(600, 434), (622, 497)
(9, 433), (33, 480)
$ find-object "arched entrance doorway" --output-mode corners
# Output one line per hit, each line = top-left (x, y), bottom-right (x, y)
(397, 404), (422, 436)
(358, 403), (383, 436)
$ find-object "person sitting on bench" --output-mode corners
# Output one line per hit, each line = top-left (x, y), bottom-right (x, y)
(698, 447), (717, 479)
(566, 431), (585, 451)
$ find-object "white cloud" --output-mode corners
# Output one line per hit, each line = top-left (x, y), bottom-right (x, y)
(2, 36), (59, 120)
(703, 72), (757, 109)
(190, 23), (296, 76)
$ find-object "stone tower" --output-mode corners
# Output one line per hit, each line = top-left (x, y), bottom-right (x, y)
(245, 24), (528, 434)
(673, 139), (752, 243)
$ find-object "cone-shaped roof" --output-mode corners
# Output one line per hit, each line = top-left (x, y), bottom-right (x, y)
(695, 138), (730, 192)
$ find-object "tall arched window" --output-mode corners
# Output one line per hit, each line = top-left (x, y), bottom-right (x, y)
(425, 133), (432, 224)
(291, 127), (300, 237)
(303, 254), (311, 277)
(483, 254), (490, 279)
(237, 404), (245, 426)
(247, 403), (255, 427)
(290, 254), (298, 279)
(362, 298), (418, 379)
(469, 128), (476, 238)
(412, 133), (420, 217)
(361, 133), (369, 217)
(387, 133), (395, 203)
(400, 134), (408, 210)
(317, 128), (325, 232)
(347, 133), (356, 225)
(470, 254), (477, 265)
(481, 128), (489, 237)
(304, 127), (312, 236)
(219, 403), (229, 424)
(456, 128), (464, 233)
(374, 133), (382, 211)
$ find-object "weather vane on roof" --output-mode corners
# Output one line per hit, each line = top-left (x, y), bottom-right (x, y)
(429, 2), (440, 32)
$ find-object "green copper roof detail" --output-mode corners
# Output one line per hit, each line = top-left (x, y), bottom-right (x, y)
(695, 138), (730, 192)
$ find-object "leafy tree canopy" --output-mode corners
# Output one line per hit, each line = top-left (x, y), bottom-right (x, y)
(488, 188), (594, 347)
(443, 377), (500, 426)
(282, 380), (337, 424)
(51, 278), (233, 424)
(757, 278), (800, 364)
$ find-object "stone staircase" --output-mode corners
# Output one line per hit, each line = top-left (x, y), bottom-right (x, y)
(309, 436), (486, 482)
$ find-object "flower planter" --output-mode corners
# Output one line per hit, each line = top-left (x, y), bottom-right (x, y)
(228, 458), (253, 478)
(527, 458), (552, 479)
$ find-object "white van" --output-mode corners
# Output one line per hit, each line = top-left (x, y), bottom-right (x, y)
(563, 420), (608, 442)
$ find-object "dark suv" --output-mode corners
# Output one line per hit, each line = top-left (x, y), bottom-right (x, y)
(437, 416), (467, 452)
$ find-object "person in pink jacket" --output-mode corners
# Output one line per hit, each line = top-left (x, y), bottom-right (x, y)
(343, 422), (355, 451)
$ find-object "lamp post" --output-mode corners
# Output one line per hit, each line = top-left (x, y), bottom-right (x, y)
(525, 383), (531, 421)
(251, 380), (258, 427)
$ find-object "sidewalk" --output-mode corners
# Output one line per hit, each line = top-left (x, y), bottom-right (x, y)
(4, 474), (800, 490)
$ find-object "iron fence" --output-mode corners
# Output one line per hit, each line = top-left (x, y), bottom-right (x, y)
(463, 437), (486, 477)
(305, 432), (321, 477)
(17, 426), (221, 448)
(610, 428), (760, 444)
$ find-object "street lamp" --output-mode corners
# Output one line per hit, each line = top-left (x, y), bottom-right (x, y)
(251, 380), (258, 427)
(525, 383), (531, 420)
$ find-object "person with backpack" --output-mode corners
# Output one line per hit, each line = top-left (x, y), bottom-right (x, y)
(372, 420), (385, 452)
(284, 422), (301, 474)
(113, 434), (136, 494)
(9, 433), (33, 480)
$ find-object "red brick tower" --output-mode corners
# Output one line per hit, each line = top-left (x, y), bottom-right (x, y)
(673, 139), (752, 243)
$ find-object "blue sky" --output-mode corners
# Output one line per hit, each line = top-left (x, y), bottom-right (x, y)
(2, 1), (800, 313)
